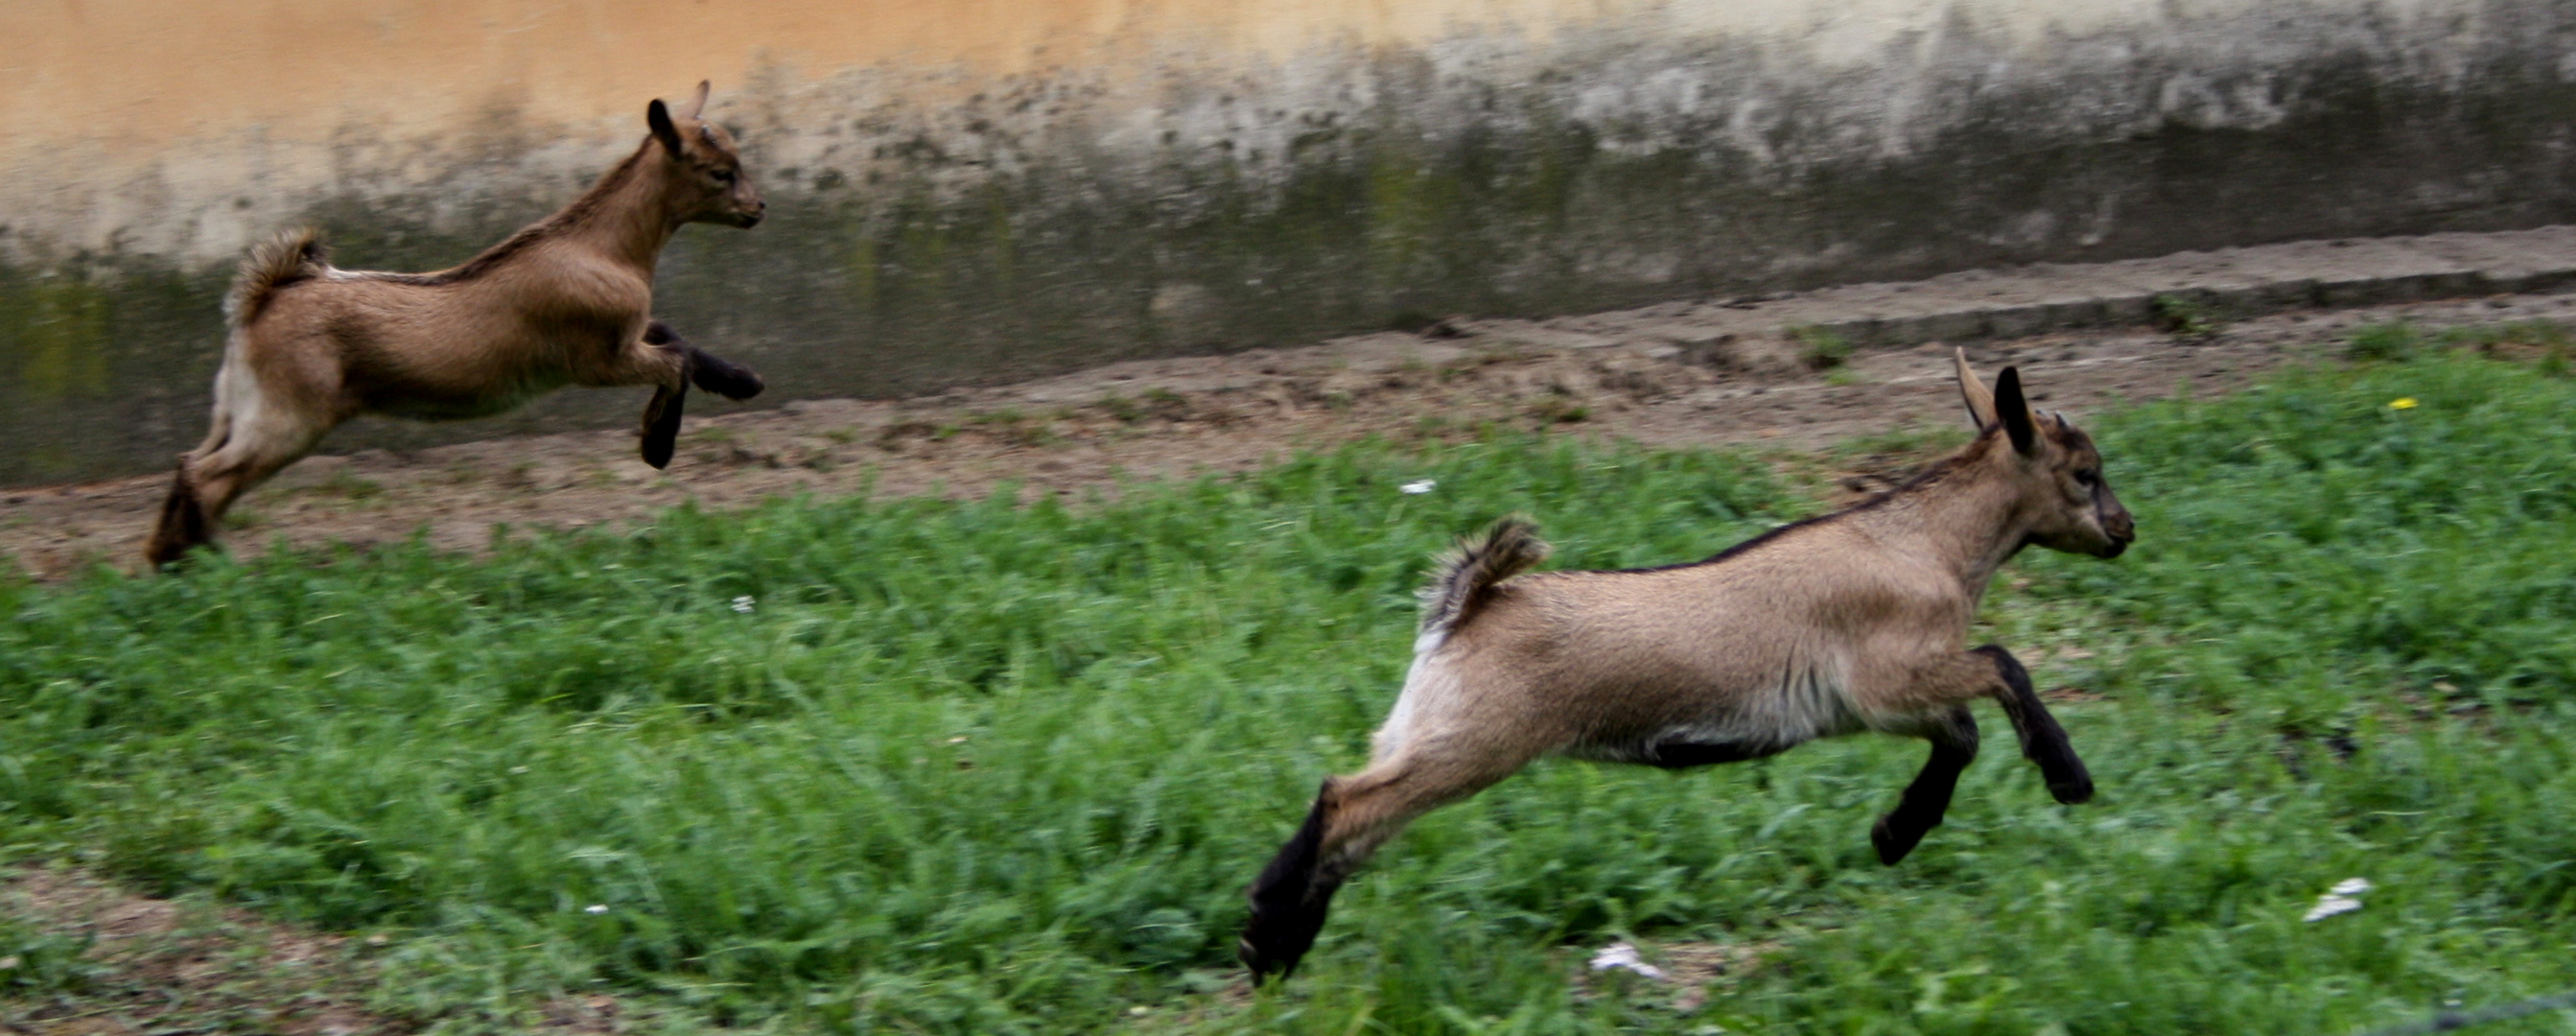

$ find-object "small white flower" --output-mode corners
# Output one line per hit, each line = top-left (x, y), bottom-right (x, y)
(731, 595), (756, 614)
(2304, 877), (2374, 922)
(1399, 480), (1438, 495)
(585, 904), (610, 915)
(1588, 941), (1667, 980)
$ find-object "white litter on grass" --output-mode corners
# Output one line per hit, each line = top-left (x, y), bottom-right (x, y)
(585, 904), (610, 915)
(1588, 942), (1667, 980)
(1399, 480), (1438, 495)
(731, 595), (756, 614)
(2303, 877), (2375, 922)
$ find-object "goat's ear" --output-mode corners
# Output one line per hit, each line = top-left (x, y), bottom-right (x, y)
(684, 81), (712, 121)
(1955, 347), (1999, 432)
(647, 99), (684, 156)
(1994, 366), (2040, 456)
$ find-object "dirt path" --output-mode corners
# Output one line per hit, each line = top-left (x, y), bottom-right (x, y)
(7, 291), (2570, 579)
(0, 866), (638, 1035)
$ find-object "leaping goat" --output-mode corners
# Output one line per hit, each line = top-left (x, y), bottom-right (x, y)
(1239, 352), (2135, 979)
(148, 82), (768, 567)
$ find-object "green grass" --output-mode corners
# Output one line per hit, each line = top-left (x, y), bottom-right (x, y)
(2150, 294), (2224, 339)
(0, 909), (96, 998)
(5, 352), (2576, 1034)
(1791, 326), (1853, 370)
(2345, 320), (2424, 363)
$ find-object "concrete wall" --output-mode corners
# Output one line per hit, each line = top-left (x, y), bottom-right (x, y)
(8, 0), (2576, 483)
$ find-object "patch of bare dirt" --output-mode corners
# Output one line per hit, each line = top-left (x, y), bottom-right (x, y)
(0, 867), (626, 1035)
(6, 291), (2571, 579)
(1575, 937), (1778, 1016)
(0, 866), (399, 1035)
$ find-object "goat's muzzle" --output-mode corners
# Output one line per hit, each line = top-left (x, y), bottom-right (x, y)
(2097, 518), (2136, 558)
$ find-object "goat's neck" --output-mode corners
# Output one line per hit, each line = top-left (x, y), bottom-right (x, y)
(550, 148), (683, 272)
(1860, 460), (2037, 603)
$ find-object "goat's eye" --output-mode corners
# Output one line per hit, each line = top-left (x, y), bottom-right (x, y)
(2074, 468), (2100, 486)
(711, 169), (737, 184)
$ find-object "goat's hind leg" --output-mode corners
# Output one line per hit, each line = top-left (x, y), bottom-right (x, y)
(1240, 748), (1529, 980)
(1870, 705), (1978, 864)
(146, 459), (214, 568)
(148, 363), (247, 567)
(171, 403), (334, 558)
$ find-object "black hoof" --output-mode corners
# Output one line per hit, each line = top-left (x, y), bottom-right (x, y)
(690, 353), (765, 401)
(2049, 774), (2095, 805)
(641, 384), (687, 470)
(1238, 936), (1283, 980)
(1870, 814), (1927, 866)
(1238, 916), (1321, 982)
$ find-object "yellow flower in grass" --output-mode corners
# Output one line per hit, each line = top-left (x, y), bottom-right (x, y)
(2389, 397), (2419, 410)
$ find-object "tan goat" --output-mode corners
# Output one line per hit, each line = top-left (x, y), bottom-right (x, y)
(147, 82), (768, 567)
(1238, 353), (2137, 979)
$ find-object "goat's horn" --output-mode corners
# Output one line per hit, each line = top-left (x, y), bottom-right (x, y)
(684, 81), (711, 120)
(1954, 347), (1998, 431)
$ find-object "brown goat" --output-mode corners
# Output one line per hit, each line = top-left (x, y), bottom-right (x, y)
(146, 82), (768, 567)
(1238, 353), (2137, 979)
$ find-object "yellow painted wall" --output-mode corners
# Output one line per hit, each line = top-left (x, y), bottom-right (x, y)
(7, 0), (2447, 261)
(4, 0), (2564, 483)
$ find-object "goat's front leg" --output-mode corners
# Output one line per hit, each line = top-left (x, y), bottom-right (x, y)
(1877, 648), (2094, 815)
(646, 319), (764, 401)
(640, 382), (689, 469)
(631, 321), (765, 467)
(1870, 705), (1978, 864)
(635, 324), (694, 469)
(1971, 645), (2094, 804)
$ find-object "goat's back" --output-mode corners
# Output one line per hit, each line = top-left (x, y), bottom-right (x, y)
(230, 246), (648, 418)
(1410, 516), (1977, 756)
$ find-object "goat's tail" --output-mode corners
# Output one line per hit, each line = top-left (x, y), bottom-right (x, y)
(223, 227), (329, 328)
(1418, 515), (1550, 636)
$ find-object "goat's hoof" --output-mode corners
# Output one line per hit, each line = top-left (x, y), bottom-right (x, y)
(1869, 815), (1923, 865)
(1237, 908), (1325, 983)
(1237, 934), (1299, 983)
(691, 358), (765, 401)
(641, 427), (677, 469)
(2049, 777), (2094, 805)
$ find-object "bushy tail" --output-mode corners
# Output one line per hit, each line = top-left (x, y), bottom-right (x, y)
(1418, 516), (1550, 636)
(223, 227), (328, 328)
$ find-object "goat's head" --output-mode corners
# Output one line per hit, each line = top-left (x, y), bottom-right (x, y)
(646, 82), (765, 228)
(1954, 349), (2135, 558)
